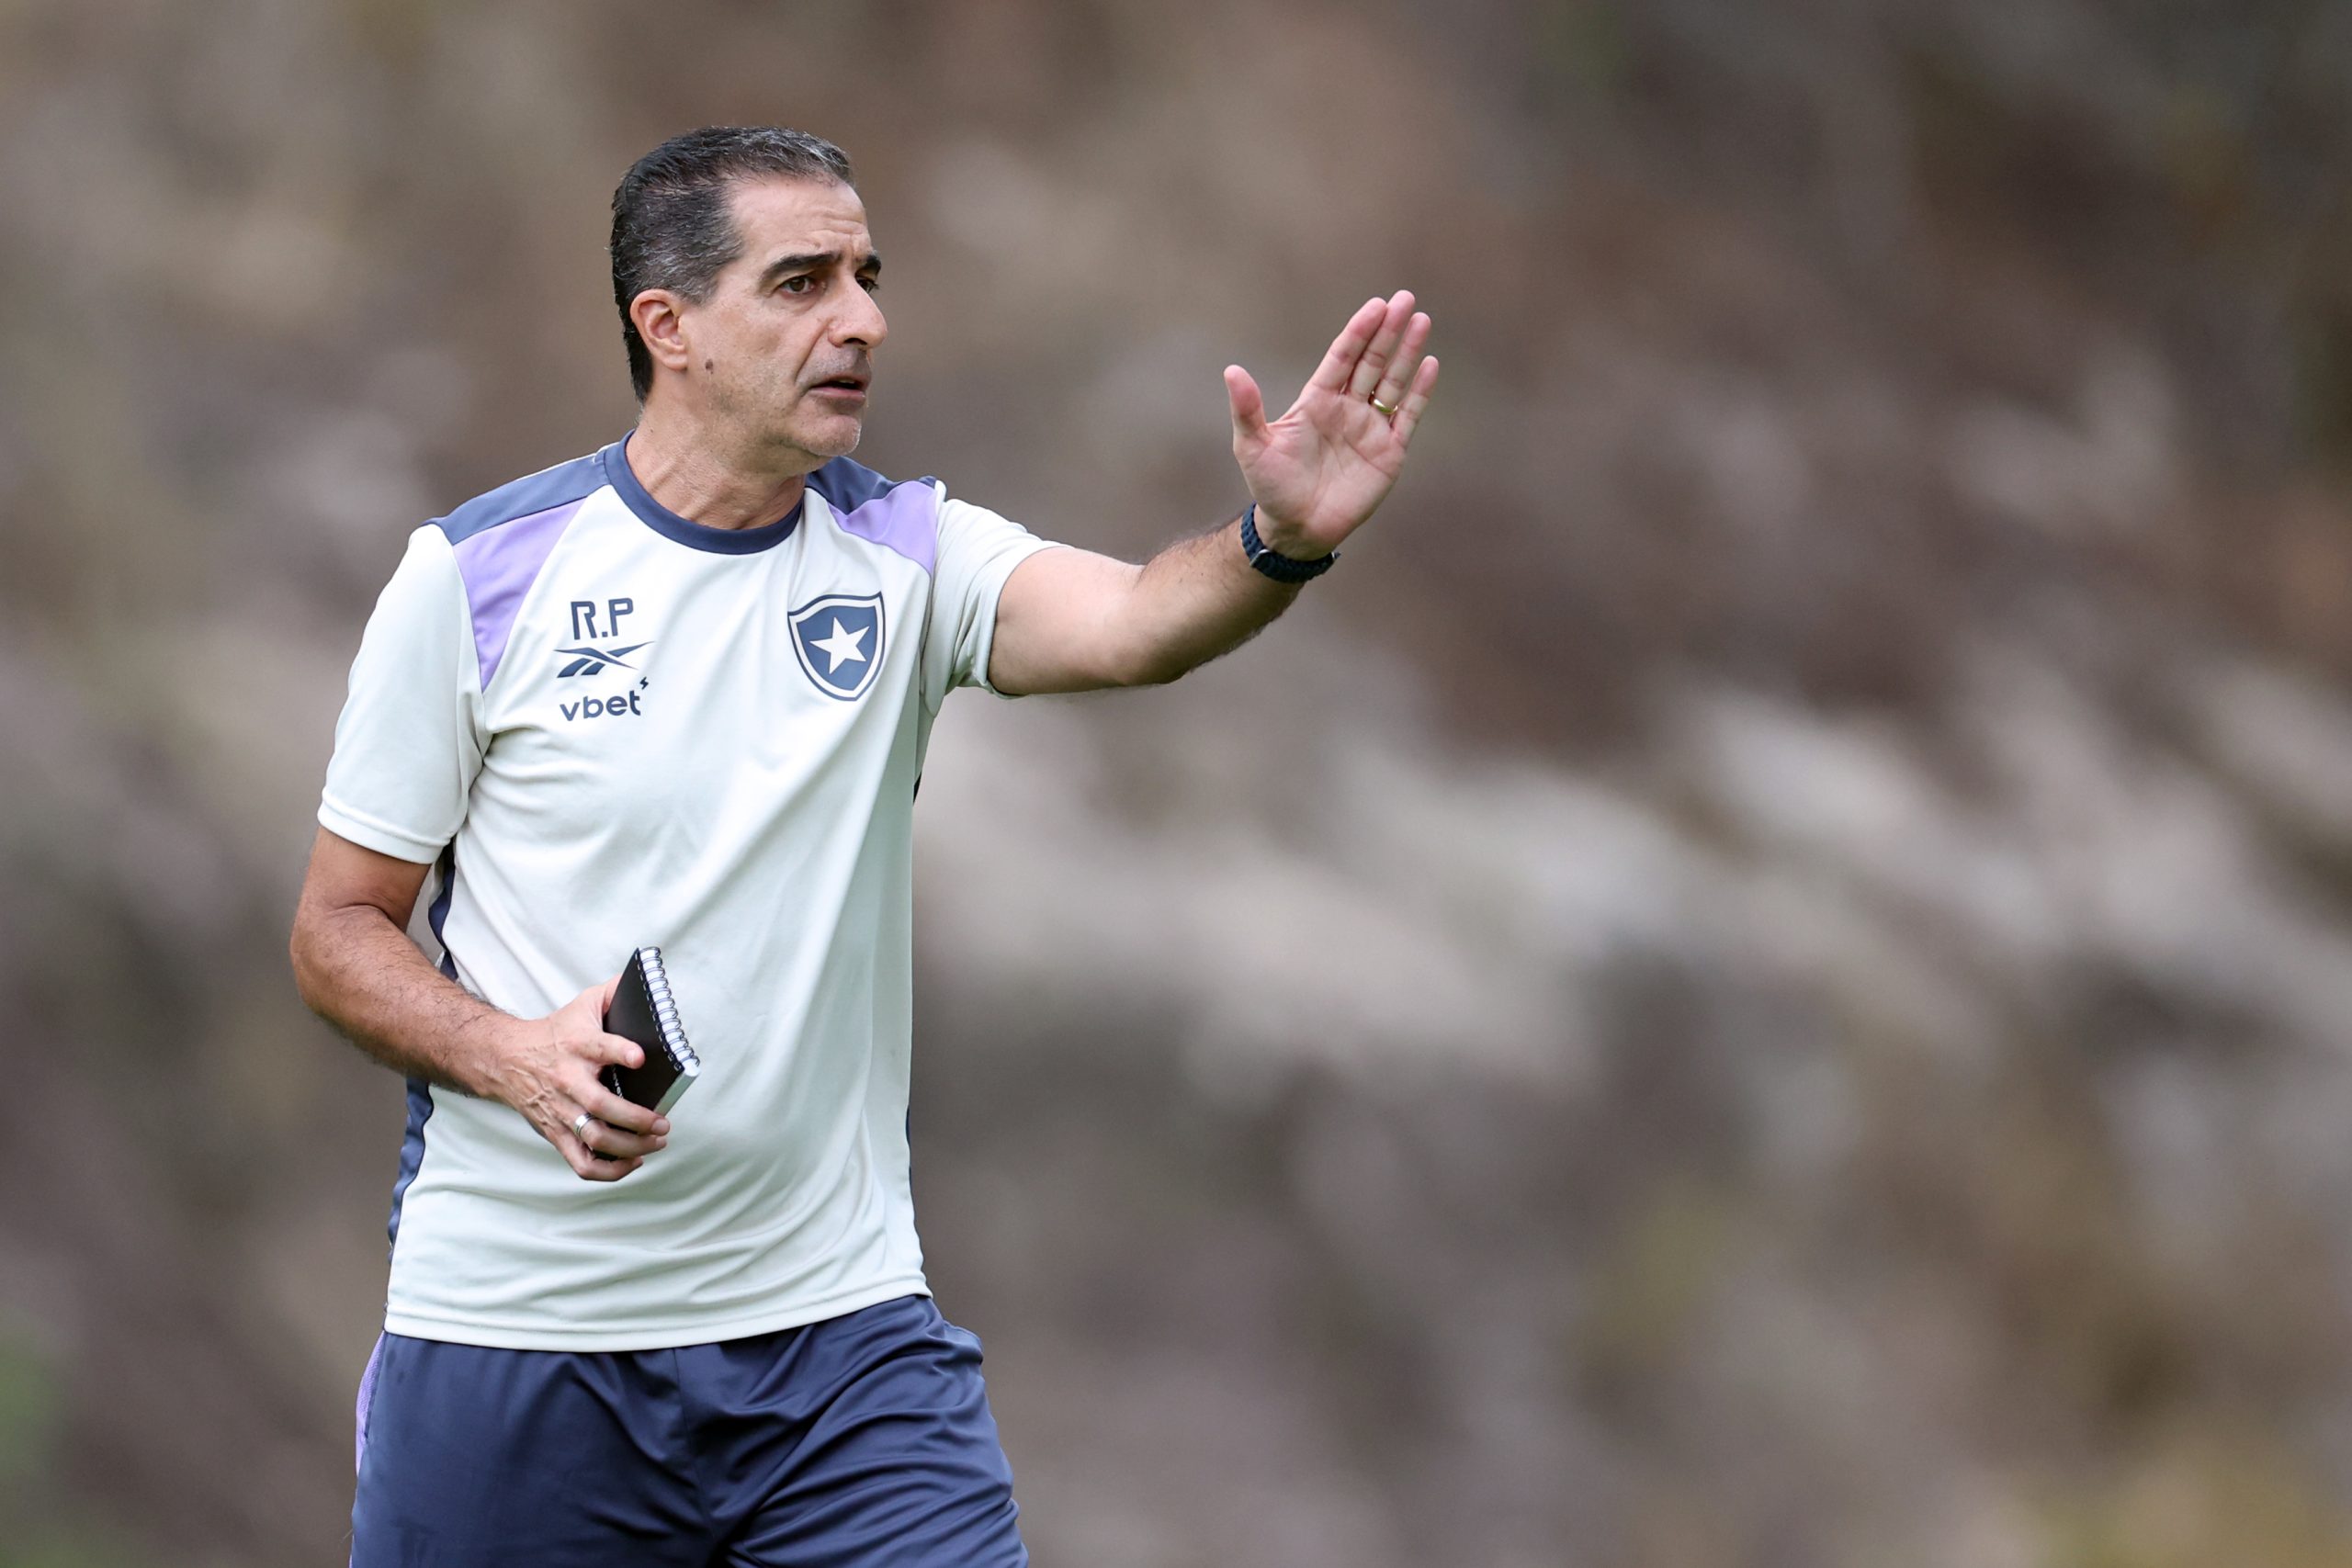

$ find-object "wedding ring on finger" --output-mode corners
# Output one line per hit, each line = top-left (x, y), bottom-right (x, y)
(571, 1111), (595, 1144)
(1370, 394), (1399, 416)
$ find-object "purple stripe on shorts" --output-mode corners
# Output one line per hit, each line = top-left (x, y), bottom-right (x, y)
(834, 482), (938, 576)
(355, 1333), (385, 1475)
(450, 498), (585, 688)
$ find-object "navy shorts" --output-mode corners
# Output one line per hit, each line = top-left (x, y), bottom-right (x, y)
(350, 1294), (1026, 1567)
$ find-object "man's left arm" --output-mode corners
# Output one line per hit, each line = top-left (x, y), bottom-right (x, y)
(988, 291), (1438, 696)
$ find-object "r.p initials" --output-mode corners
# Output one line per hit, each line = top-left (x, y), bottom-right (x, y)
(571, 597), (635, 639)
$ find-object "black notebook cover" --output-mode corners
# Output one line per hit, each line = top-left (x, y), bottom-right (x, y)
(601, 946), (700, 1116)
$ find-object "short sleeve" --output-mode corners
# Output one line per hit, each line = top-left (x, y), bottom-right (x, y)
(318, 525), (488, 863)
(920, 492), (1060, 709)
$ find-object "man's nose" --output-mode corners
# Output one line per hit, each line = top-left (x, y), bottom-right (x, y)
(833, 285), (887, 350)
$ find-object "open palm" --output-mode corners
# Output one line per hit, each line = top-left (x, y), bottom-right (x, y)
(1225, 291), (1439, 559)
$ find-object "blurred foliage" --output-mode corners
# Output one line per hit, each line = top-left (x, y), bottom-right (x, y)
(0, 1325), (57, 1488)
(6, 0), (2352, 1563)
(2040, 1424), (2352, 1568)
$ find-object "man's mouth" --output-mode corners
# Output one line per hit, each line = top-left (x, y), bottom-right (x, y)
(810, 375), (869, 398)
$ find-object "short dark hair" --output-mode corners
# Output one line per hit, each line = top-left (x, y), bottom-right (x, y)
(610, 127), (856, 400)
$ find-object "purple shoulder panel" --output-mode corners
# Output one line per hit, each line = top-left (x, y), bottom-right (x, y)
(834, 481), (939, 576)
(448, 498), (586, 688)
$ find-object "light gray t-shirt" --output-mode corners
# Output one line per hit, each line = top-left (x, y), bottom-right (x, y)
(319, 437), (1055, 1350)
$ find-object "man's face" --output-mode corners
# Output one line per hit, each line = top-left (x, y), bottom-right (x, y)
(681, 175), (886, 465)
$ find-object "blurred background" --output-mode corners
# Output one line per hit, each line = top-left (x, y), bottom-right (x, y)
(6, 0), (2352, 1562)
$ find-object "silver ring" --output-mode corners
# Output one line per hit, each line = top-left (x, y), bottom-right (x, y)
(1369, 394), (1398, 417)
(571, 1111), (594, 1143)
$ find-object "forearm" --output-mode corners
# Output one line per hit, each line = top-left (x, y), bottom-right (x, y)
(1114, 512), (1303, 685)
(291, 827), (662, 1179)
(289, 903), (511, 1096)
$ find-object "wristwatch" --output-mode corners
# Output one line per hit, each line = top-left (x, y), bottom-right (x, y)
(1239, 504), (1337, 584)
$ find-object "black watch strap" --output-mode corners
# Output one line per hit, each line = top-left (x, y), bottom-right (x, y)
(1239, 505), (1337, 583)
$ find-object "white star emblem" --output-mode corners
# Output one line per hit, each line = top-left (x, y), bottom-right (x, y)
(809, 616), (870, 674)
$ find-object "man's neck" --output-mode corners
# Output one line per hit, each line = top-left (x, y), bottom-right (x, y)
(626, 403), (814, 532)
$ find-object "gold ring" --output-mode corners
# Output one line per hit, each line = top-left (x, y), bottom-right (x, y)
(1369, 395), (1398, 417)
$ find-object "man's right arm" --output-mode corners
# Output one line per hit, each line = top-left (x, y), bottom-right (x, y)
(288, 826), (668, 1181)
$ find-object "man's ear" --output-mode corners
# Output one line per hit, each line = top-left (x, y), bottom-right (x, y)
(629, 290), (694, 379)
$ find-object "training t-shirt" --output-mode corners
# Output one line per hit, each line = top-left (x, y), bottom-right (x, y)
(317, 435), (1057, 1350)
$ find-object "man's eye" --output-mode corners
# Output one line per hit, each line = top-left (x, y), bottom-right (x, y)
(780, 276), (814, 295)
(858, 276), (880, 294)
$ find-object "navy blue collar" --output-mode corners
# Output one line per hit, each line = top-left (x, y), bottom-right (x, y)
(601, 437), (803, 554)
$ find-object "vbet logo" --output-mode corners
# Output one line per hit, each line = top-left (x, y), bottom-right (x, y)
(789, 592), (885, 702)
(560, 677), (649, 724)
(555, 593), (654, 722)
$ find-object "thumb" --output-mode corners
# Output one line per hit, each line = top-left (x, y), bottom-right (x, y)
(1224, 366), (1268, 454)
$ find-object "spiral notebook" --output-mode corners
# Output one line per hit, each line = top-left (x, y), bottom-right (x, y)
(601, 945), (700, 1115)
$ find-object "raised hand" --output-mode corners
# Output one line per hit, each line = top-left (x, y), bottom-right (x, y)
(1223, 290), (1439, 560)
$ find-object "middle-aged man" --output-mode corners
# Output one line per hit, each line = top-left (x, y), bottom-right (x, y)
(291, 125), (1438, 1566)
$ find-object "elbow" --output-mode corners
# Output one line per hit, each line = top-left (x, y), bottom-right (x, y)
(288, 902), (347, 1019)
(1114, 661), (1184, 690)
(1106, 643), (1193, 689)
(288, 914), (323, 1014)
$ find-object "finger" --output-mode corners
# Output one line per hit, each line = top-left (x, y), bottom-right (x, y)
(578, 1076), (670, 1136)
(1346, 291), (1415, 400)
(548, 1117), (644, 1180)
(1306, 297), (1389, 393)
(577, 1112), (666, 1161)
(1224, 365), (1268, 454)
(594, 1030), (647, 1071)
(575, 1149), (644, 1181)
(1372, 312), (1431, 409)
(1389, 356), (1441, 446)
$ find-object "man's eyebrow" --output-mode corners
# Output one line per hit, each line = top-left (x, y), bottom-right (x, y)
(756, 250), (883, 286)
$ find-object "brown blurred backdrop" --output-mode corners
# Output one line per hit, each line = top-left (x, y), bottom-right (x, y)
(7, 1), (2352, 1563)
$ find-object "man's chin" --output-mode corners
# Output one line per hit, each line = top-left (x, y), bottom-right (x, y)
(775, 415), (870, 465)
(786, 414), (864, 461)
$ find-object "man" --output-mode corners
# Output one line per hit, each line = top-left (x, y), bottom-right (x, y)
(292, 125), (1436, 1566)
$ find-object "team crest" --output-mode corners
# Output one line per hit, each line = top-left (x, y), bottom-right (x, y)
(788, 592), (886, 701)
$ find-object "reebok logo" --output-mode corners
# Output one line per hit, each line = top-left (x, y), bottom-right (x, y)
(555, 641), (649, 678)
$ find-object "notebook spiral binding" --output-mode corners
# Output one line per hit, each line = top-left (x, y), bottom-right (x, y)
(638, 945), (699, 1071)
